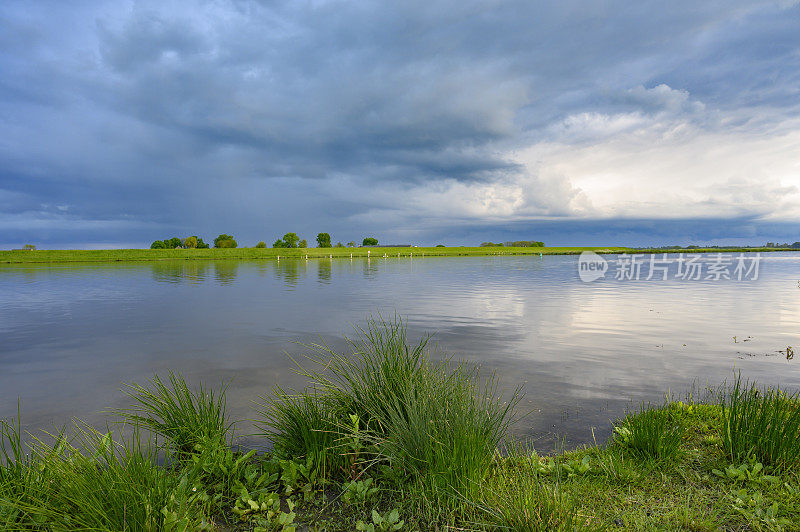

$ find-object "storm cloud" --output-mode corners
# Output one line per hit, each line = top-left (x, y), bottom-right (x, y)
(1, 0), (799, 247)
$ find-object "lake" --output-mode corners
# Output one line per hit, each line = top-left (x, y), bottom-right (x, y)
(1, 252), (799, 450)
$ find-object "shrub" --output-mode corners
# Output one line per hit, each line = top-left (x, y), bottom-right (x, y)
(255, 241), (267, 248)
(721, 376), (800, 470)
(362, 237), (378, 246)
(613, 403), (684, 462)
(213, 234), (237, 248)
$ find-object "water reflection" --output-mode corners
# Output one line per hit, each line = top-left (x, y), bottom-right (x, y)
(317, 259), (331, 283)
(1, 253), (799, 449)
(151, 261), (210, 284)
(213, 261), (239, 285)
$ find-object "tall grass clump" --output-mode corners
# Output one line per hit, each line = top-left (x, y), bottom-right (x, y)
(261, 316), (520, 498)
(0, 406), (40, 528)
(1, 417), (207, 530)
(117, 371), (232, 457)
(613, 402), (684, 462)
(721, 375), (800, 470)
(256, 386), (342, 475)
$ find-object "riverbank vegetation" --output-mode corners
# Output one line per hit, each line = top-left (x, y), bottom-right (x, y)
(3, 318), (800, 530)
(4, 245), (797, 264)
(0, 246), (631, 263)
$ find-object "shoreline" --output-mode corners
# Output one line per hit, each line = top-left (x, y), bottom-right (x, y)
(1, 246), (795, 264)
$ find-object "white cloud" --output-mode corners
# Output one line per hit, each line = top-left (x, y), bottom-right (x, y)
(514, 86), (800, 222)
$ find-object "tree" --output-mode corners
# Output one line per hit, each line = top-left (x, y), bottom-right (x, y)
(255, 241), (267, 248)
(347, 241), (357, 248)
(196, 237), (209, 249)
(316, 232), (332, 248)
(335, 242), (345, 248)
(273, 239), (286, 248)
(150, 240), (166, 249)
(363, 237), (378, 246)
(167, 237), (182, 249)
(22, 244), (36, 250)
(214, 234), (237, 248)
(298, 239), (307, 248)
(282, 233), (299, 248)
(184, 236), (198, 249)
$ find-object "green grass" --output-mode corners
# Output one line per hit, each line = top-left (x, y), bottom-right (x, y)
(1, 420), (208, 530)
(2, 245), (795, 264)
(4, 321), (800, 530)
(612, 402), (685, 462)
(260, 316), (520, 499)
(116, 371), (233, 458)
(721, 375), (800, 470)
(0, 246), (633, 263)
(255, 386), (342, 476)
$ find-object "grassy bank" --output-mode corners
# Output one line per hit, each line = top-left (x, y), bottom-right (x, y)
(0, 246), (632, 264)
(2, 246), (795, 264)
(3, 318), (800, 530)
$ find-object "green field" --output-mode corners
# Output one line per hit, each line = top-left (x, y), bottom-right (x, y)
(2, 245), (792, 264)
(0, 246), (632, 263)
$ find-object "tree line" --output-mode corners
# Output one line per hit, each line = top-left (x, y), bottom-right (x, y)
(479, 240), (545, 247)
(151, 234), (380, 249)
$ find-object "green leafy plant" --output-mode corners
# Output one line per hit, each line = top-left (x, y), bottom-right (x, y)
(279, 456), (319, 500)
(342, 477), (379, 506)
(712, 458), (779, 486)
(356, 508), (404, 531)
(233, 489), (296, 531)
(562, 455), (592, 477)
(728, 488), (791, 527)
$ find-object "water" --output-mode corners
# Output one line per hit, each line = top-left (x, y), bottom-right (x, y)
(1, 253), (799, 449)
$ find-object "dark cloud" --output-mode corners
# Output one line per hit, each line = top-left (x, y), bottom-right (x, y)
(1, 1), (799, 248)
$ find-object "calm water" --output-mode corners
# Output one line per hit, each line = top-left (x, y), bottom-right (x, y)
(1, 253), (799, 449)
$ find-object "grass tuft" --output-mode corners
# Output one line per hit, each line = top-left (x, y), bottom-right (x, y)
(116, 371), (233, 457)
(613, 402), (684, 462)
(259, 315), (521, 498)
(255, 386), (342, 475)
(721, 375), (800, 470)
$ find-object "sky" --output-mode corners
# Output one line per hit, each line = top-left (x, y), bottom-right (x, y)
(1, 0), (799, 249)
